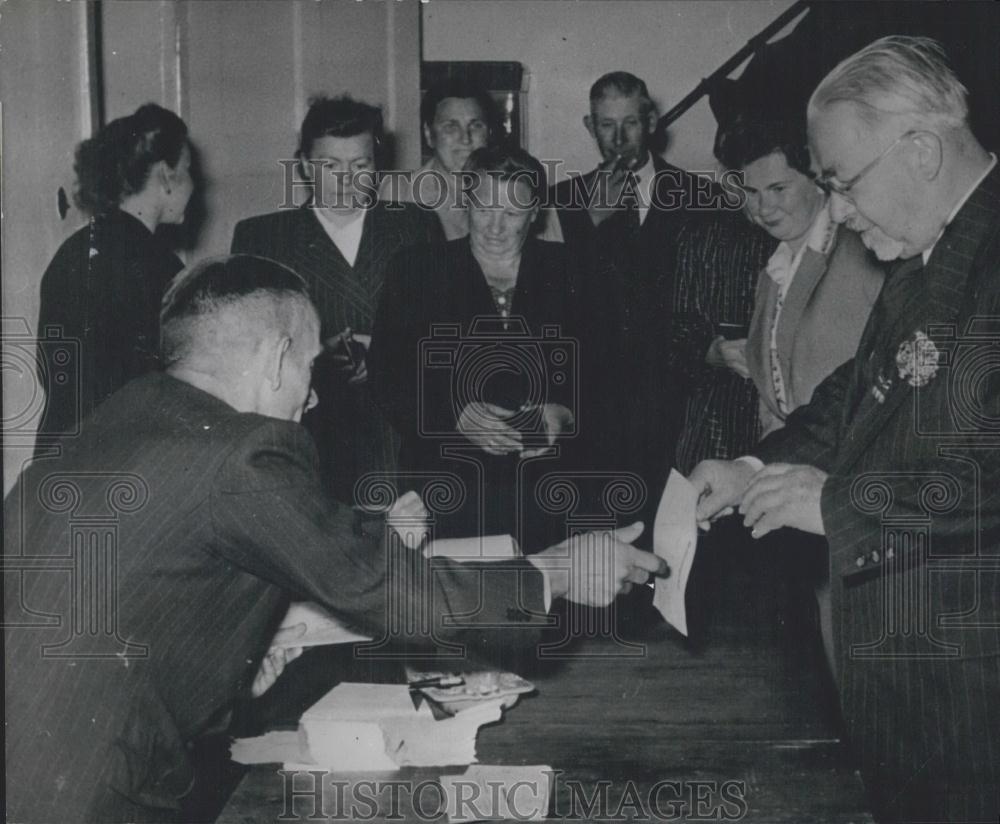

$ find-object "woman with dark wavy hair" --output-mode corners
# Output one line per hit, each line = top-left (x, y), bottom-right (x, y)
(231, 95), (441, 506)
(35, 103), (194, 451)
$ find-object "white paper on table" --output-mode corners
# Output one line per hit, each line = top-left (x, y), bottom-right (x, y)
(382, 700), (503, 767)
(230, 730), (307, 765)
(275, 601), (373, 648)
(298, 683), (500, 771)
(299, 683), (432, 772)
(423, 534), (520, 562)
(652, 469), (699, 636)
(441, 764), (552, 823)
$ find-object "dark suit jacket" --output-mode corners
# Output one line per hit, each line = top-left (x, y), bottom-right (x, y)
(35, 209), (184, 453)
(746, 224), (884, 435)
(755, 166), (1000, 823)
(231, 203), (441, 502)
(4, 373), (546, 822)
(369, 237), (586, 544)
(547, 156), (728, 521)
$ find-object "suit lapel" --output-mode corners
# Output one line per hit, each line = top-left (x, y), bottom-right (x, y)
(775, 246), (827, 370)
(747, 272), (779, 409)
(639, 155), (675, 239)
(835, 168), (1000, 471)
(353, 203), (383, 283)
(298, 206), (349, 271)
(292, 207), (374, 330)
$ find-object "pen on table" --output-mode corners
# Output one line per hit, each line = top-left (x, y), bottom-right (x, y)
(407, 675), (464, 690)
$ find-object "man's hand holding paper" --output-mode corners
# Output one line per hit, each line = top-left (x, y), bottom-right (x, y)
(739, 463), (827, 538)
(527, 521), (667, 608)
(688, 459), (757, 529)
(388, 489), (430, 549)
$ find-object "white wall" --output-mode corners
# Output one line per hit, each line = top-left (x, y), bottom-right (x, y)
(1, 1), (95, 494)
(103, 0), (423, 260)
(422, 0), (800, 179)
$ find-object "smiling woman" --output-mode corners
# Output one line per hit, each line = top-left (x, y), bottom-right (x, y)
(369, 145), (596, 545)
(715, 114), (884, 435)
(384, 80), (500, 240)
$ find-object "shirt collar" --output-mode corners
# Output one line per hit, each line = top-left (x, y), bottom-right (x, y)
(922, 153), (997, 264)
(765, 197), (834, 288)
(633, 153), (655, 206)
(314, 206), (367, 234)
(632, 153), (655, 184)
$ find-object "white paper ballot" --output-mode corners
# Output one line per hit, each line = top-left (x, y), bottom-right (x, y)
(275, 601), (373, 648)
(298, 683), (502, 771)
(652, 469), (699, 636)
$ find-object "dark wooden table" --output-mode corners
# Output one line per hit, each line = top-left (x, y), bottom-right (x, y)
(216, 544), (874, 823)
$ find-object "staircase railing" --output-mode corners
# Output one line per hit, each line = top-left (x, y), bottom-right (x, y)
(656, 0), (810, 134)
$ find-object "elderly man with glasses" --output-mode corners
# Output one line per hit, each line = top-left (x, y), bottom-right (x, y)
(690, 36), (999, 823)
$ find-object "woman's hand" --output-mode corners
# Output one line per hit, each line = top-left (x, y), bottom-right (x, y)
(456, 402), (523, 455)
(347, 333), (371, 384)
(522, 403), (575, 458)
(323, 328), (371, 384)
(706, 335), (750, 379)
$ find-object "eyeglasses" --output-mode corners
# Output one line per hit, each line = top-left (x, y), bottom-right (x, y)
(817, 130), (917, 199)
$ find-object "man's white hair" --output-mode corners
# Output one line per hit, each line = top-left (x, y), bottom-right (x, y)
(808, 36), (968, 130)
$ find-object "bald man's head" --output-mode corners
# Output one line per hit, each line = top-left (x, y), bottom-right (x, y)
(162, 255), (312, 368)
(161, 255), (322, 421)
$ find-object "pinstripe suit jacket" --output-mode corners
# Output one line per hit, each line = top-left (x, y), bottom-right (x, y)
(755, 166), (1000, 822)
(671, 212), (777, 474)
(231, 203), (441, 503)
(3, 373), (546, 822)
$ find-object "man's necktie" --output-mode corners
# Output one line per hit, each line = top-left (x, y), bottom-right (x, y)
(621, 170), (640, 238)
(859, 254), (926, 406)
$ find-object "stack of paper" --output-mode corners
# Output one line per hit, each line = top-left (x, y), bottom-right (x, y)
(296, 683), (503, 771)
(275, 601), (373, 648)
(423, 534), (520, 561)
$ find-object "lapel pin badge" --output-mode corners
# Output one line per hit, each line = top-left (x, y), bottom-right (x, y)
(896, 330), (941, 388)
(872, 371), (893, 404)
